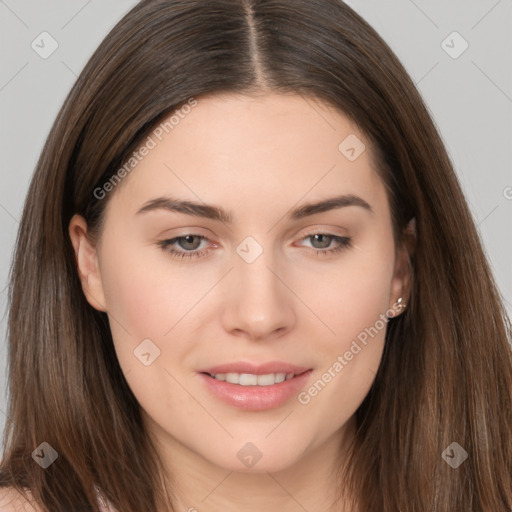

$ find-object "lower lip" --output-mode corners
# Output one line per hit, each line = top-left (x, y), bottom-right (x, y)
(198, 370), (313, 411)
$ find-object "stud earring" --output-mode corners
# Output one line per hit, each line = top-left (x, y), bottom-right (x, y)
(397, 297), (407, 309)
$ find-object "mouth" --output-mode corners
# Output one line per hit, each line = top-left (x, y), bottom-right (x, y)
(196, 363), (313, 411)
(201, 370), (307, 386)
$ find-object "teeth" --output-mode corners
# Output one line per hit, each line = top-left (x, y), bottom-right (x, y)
(212, 372), (295, 385)
(274, 373), (286, 384)
(239, 373), (258, 385)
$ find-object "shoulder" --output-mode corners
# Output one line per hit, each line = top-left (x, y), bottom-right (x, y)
(0, 487), (41, 512)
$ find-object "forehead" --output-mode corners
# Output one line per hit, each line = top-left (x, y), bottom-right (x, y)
(107, 92), (386, 220)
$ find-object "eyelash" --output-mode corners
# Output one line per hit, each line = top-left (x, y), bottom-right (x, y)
(157, 233), (352, 260)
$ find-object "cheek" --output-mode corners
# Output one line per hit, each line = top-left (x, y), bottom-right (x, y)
(296, 297), (389, 438)
(296, 232), (395, 343)
(98, 234), (220, 386)
(100, 235), (209, 336)
(294, 236), (394, 417)
(98, 241), (202, 421)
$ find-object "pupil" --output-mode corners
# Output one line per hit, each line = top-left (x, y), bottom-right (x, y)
(313, 234), (331, 249)
(182, 236), (199, 250)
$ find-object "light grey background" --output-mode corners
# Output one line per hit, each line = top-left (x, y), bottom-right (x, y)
(1, 0), (511, 443)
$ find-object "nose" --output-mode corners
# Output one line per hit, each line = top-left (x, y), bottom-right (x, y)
(220, 247), (296, 342)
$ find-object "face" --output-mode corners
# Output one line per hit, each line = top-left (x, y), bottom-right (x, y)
(70, 92), (411, 475)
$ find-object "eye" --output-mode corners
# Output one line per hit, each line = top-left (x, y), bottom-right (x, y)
(298, 233), (352, 256)
(157, 234), (212, 260)
(157, 232), (352, 261)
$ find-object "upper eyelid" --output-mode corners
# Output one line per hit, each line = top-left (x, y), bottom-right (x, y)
(166, 224), (348, 240)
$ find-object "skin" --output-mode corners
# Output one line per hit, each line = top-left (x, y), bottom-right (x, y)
(69, 92), (413, 512)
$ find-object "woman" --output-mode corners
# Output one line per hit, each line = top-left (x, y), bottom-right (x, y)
(1, 0), (511, 511)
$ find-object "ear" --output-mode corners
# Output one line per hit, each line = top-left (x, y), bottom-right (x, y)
(68, 214), (107, 312)
(388, 217), (415, 317)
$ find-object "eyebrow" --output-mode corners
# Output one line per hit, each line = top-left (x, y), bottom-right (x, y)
(135, 194), (373, 223)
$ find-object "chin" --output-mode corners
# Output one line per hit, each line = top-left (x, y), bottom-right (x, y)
(203, 443), (305, 474)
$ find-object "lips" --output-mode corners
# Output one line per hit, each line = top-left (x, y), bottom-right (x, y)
(196, 361), (313, 410)
(198, 361), (311, 376)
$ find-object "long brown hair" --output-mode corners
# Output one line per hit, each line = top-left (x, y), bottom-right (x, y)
(1, 0), (511, 510)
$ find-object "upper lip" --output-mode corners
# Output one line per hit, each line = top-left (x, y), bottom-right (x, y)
(198, 361), (311, 376)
